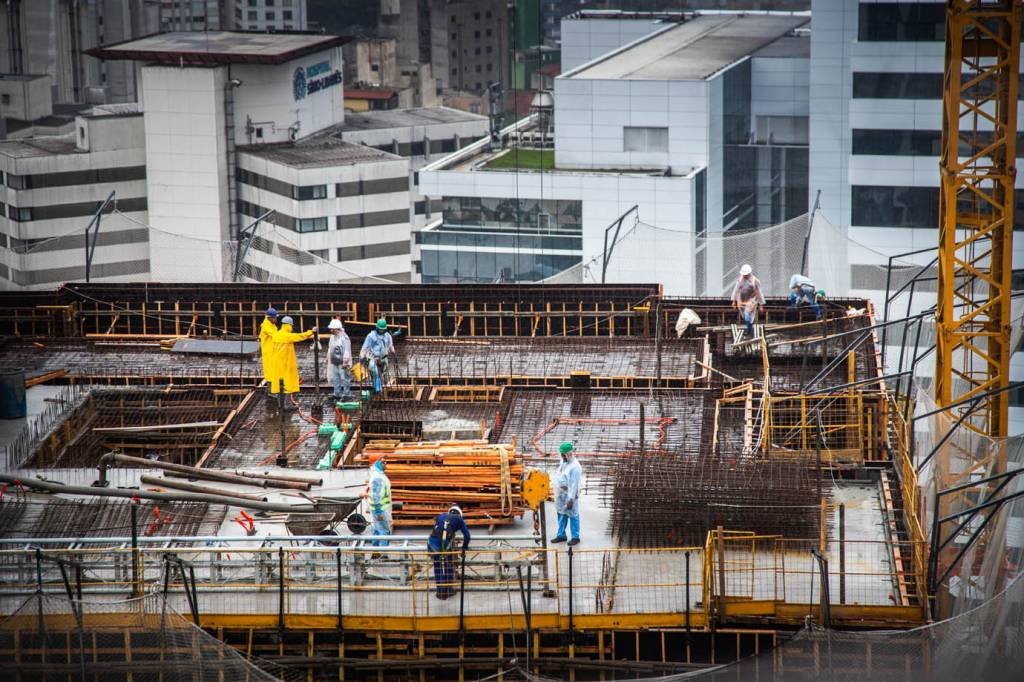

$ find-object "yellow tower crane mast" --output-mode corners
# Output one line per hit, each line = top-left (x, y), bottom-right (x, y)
(936, 0), (1020, 439)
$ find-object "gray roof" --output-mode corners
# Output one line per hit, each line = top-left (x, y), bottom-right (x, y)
(238, 139), (402, 169)
(330, 107), (487, 132)
(753, 33), (810, 59)
(86, 31), (347, 66)
(0, 135), (79, 159)
(569, 14), (809, 81)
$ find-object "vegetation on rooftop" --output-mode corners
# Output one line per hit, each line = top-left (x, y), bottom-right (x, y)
(482, 148), (555, 170)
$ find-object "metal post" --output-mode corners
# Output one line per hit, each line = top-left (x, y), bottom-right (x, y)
(278, 547), (285, 634)
(342, 540), (350, 630)
(35, 548), (43, 636)
(639, 402), (645, 455)
(458, 548), (467, 645)
(312, 321), (323, 420)
(277, 388), (288, 468)
(684, 550), (691, 639)
(567, 544), (575, 647)
(839, 504), (846, 605)
(539, 504), (554, 596)
(655, 302), (663, 389)
(130, 502), (139, 597)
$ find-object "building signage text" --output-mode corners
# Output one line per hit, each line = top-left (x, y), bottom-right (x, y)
(293, 59), (342, 101)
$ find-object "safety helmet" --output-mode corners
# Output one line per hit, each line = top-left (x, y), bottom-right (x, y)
(559, 442), (574, 456)
(817, 289), (826, 298)
(376, 318), (388, 331)
(328, 319), (343, 330)
(266, 307), (278, 317)
(739, 264), (753, 277)
(281, 316), (293, 326)
(448, 505), (463, 517)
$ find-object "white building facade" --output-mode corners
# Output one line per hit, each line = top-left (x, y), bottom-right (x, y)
(0, 105), (149, 287)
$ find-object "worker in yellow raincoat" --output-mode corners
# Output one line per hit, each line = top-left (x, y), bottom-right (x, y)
(270, 316), (315, 404)
(259, 307), (279, 390)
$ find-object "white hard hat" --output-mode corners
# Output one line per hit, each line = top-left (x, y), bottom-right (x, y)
(328, 319), (343, 330)
(448, 505), (463, 517)
(739, 264), (753, 276)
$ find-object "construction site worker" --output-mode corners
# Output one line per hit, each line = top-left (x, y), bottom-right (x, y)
(788, 274), (822, 319)
(428, 505), (471, 600)
(327, 318), (353, 400)
(367, 455), (393, 547)
(551, 442), (582, 546)
(270, 316), (315, 405)
(259, 308), (279, 390)
(731, 264), (765, 337)
(360, 318), (396, 394)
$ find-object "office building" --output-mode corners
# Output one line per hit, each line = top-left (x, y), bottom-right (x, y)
(418, 12), (810, 292)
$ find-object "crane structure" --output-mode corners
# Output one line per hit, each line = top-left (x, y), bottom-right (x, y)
(936, 0), (1020, 440)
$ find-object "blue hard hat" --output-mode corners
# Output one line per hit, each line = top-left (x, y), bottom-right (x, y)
(266, 307), (277, 317)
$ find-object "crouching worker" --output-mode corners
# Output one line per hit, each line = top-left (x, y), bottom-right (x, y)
(428, 505), (471, 600)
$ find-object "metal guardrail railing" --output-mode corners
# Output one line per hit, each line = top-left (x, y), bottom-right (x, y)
(0, 536), (926, 627)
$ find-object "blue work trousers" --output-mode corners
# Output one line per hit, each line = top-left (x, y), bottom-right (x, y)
(789, 289), (822, 319)
(329, 367), (351, 398)
(739, 310), (756, 334)
(370, 510), (391, 547)
(428, 540), (458, 598)
(555, 513), (580, 541)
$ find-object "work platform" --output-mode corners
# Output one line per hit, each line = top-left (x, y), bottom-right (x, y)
(0, 284), (928, 679)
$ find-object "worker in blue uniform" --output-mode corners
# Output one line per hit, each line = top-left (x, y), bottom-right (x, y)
(427, 505), (471, 599)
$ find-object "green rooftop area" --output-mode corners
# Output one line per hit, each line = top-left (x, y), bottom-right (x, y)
(482, 148), (554, 170)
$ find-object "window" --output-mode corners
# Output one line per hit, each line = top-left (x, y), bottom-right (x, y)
(486, 45), (492, 54)
(451, 68), (457, 76)
(5, 173), (27, 189)
(474, 12), (480, 20)
(293, 184), (327, 200)
(475, 64), (481, 73)
(451, 15), (456, 23)
(486, 29), (492, 37)
(296, 217), (328, 233)
(451, 32), (457, 40)
(248, 0), (256, 5)
(854, 72), (1024, 100)
(853, 129), (1024, 157)
(8, 206), (32, 222)
(475, 82), (482, 90)
(248, 10), (257, 20)
(475, 47), (481, 55)
(1, 94), (10, 105)
(265, 11), (275, 20)
(283, 10), (292, 20)
(310, 249), (329, 260)
(623, 126), (669, 153)
(859, 3), (945, 42)
(371, 63), (379, 71)
(486, 63), (493, 72)
(267, 0), (275, 5)
(474, 30), (481, 38)
(255, 127), (264, 139)
(451, 50), (457, 58)
(486, 11), (491, 19)
(235, 7), (242, 18)
(78, 126), (86, 144)
(283, 24), (291, 29)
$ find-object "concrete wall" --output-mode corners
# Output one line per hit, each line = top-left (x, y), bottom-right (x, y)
(142, 65), (229, 281)
(0, 75), (52, 121)
(78, 113), (146, 153)
(232, 46), (346, 145)
(555, 75), (710, 173)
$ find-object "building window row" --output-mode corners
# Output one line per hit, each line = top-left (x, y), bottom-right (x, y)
(4, 165), (146, 190)
(853, 72), (1024, 100)
(237, 167), (326, 201)
(853, 129), (1024, 157)
(337, 240), (410, 262)
(0, 197), (146, 223)
(336, 176), (408, 198)
(371, 137), (462, 158)
(418, 230), (582, 251)
(441, 196), (582, 233)
(851, 185), (1024, 229)
(420, 249), (580, 284)
(858, 3), (945, 42)
(239, 200), (405, 234)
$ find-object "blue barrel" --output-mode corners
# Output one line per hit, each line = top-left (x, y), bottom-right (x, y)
(0, 371), (26, 419)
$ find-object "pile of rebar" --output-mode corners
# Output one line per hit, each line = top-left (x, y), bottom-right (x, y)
(358, 440), (524, 526)
(605, 452), (824, 547)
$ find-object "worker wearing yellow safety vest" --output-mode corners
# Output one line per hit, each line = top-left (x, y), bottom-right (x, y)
(270, 316), (314, 400)
(259, 307), (279, 390)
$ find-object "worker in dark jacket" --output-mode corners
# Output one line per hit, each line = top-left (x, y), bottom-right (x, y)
(427, 505), (471, 599)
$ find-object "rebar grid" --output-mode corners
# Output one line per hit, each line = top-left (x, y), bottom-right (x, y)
(604, 452), (825, 547)
(359, 400), (500, 439)
(493, 389), (713, 462)
(0, 499), (226, 549)
(394, 337), (704, 381)
(21, 388), (246, 469)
